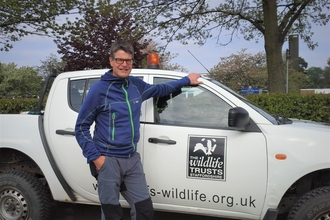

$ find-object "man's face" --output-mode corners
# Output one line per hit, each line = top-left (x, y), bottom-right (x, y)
(109, 50), (133, 78)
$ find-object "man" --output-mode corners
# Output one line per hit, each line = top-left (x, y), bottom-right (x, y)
(75, 40), (202, 220)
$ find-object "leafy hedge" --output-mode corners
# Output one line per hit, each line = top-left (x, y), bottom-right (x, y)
(1, 94), (329, 123)
(0, 98), (40, 114)
(247, 94), (330, 123)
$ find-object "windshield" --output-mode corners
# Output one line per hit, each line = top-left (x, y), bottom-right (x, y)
(206, 77), (278, 125)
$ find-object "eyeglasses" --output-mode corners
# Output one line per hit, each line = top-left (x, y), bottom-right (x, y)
(113, 58), (134, 65)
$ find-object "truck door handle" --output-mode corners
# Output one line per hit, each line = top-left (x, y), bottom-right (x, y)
(56, 130), (75, 136)
(148, 138), (176, 145)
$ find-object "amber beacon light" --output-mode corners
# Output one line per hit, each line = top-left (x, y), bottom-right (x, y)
(147, 53), (160, 69)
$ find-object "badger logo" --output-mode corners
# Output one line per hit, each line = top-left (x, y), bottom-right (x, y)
(193, 138), (217, 156)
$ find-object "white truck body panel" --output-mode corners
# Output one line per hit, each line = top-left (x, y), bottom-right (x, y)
(0, 115), (71, 201)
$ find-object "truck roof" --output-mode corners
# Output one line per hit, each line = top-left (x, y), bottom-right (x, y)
(57, 69), (189, 79)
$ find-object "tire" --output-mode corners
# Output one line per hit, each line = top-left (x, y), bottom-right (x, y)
(0, 170), (51, 220)
(287, 186), (330, 220)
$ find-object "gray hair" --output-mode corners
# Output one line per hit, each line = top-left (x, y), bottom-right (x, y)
(109, 40), (134, 58)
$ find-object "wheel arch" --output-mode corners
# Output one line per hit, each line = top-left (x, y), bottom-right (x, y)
(277, 168), (330, 215)
(0, 147), (75, 202)
(0, 147), (43, 175)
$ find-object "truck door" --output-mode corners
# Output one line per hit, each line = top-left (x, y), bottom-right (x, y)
(45, 77), (102, 202)
(141, 76), (267, 218)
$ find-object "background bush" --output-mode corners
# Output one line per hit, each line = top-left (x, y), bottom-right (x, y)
(247, 94), (330, 123)
(0, 98), (39, 114)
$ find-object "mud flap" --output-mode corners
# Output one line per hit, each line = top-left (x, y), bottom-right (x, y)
(263, 208), (278, 220)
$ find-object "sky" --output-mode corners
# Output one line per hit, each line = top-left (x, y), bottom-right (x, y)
(0, 22), (329, 74)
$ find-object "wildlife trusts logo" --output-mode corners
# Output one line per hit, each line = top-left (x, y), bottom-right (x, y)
(187, 136), (226, 181)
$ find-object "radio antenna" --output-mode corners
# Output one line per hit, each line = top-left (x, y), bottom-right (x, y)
(187, 50), (210, 74)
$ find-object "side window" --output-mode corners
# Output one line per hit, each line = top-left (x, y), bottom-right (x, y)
(154, 77), (231, 128)
(69, 78), (100, 112)
(86, 78), (100, 96)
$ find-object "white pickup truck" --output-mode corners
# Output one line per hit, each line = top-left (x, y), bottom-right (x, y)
(0, 68), (329, 220)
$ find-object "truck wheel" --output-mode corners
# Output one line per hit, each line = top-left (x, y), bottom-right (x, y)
(0, 170), (51, 220)
(287, 186), (330, 220)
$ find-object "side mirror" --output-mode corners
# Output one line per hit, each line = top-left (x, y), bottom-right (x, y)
(228, 107), (250, 131)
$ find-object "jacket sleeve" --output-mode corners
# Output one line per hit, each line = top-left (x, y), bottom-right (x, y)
(137, 76), (190, 100)
(75, 85), (101, 164)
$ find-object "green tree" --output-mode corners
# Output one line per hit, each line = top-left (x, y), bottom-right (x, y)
(36, 53), (66, 79)
(0, 63), (43, 98)
(117, 0), (329, 93)
(297, 57), (308, 73)
(288, 70), (311, 93)
(322, 59), (330, 88)
(54, 1), (150, 71)
(0, 0), (83, 51)
(0, 63), (5, 84)
(305, 67), (324, 88)
(208, 49), (268, 92)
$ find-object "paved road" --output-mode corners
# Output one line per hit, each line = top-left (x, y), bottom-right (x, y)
(50, 201), (224, 220)
(50, 201), (288, 220)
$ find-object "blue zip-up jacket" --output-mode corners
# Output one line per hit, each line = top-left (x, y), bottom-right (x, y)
(75, 70), (190, 163)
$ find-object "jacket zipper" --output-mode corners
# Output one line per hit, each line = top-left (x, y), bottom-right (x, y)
(111, 112), (116, 140)
(122, 84), (135, 152)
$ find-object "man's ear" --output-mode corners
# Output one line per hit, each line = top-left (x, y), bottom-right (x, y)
(109, 57), (113, 67)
